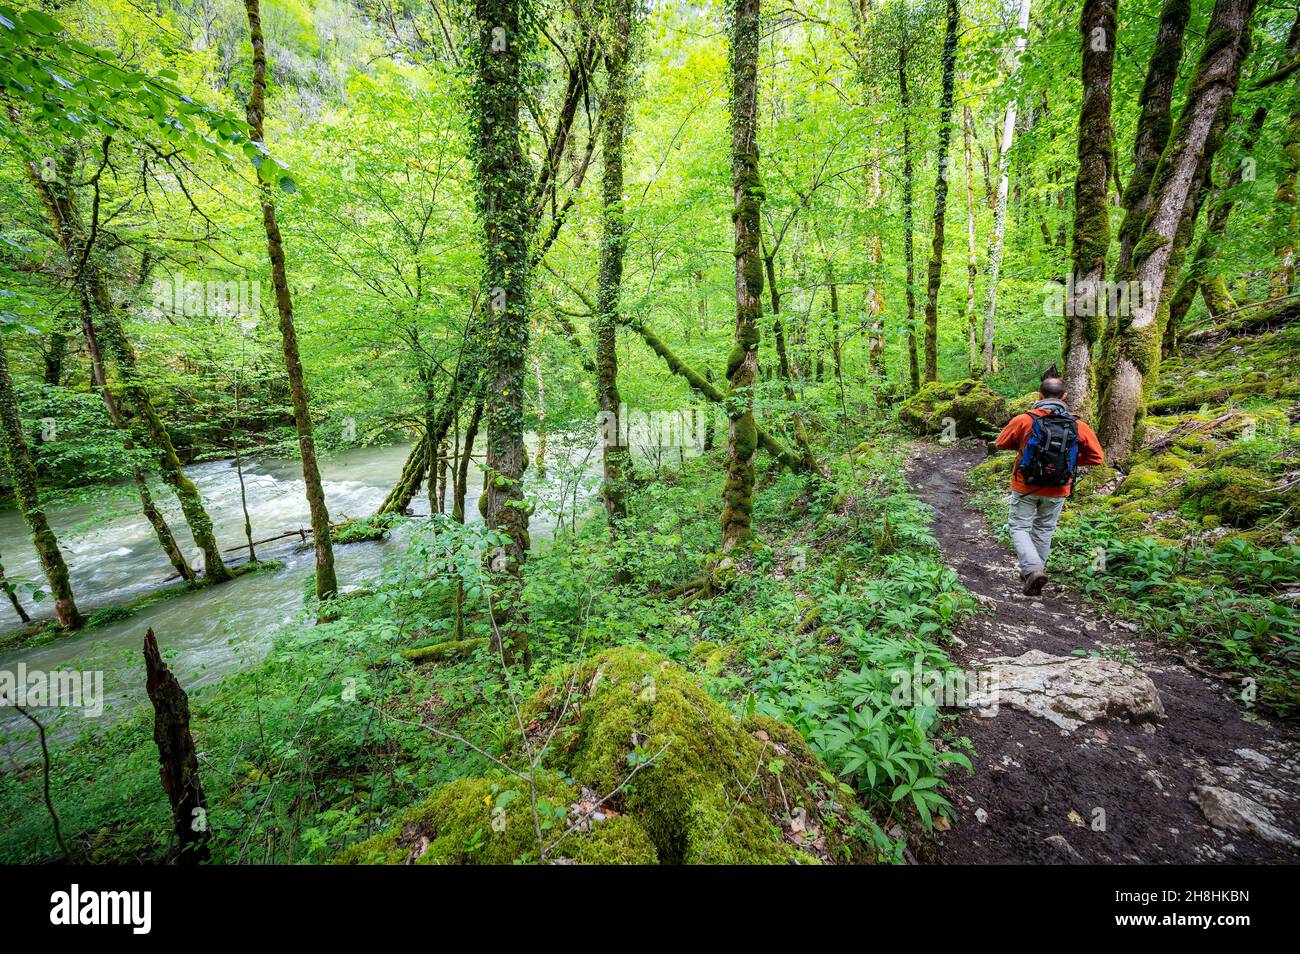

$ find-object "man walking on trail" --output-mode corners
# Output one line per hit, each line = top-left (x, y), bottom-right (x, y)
(994, 376), (1104, 597)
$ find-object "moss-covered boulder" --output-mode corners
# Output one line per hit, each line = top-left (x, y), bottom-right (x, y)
(968, 453), (1015, 493)
(336, 773), (658, 865)
(338, 647), (867, 865)
(1175, 466), (1280, 527)
(1006, 391), (1039, 418)
(898, 379), (1009, 438)
(521, 646), (867, 864)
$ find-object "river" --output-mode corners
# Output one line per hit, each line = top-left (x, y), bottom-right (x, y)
(0, 437), (599, 760)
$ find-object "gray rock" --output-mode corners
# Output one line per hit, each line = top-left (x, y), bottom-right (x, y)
(1190, 786), (1300, 848)
(1044, 834), (1085, 863)
(968, 649), (1165, 731)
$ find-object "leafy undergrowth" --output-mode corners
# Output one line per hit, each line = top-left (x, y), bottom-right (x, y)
(0, 424), (971, 864)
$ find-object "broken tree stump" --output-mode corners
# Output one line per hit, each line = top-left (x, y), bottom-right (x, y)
(143, 628), (210, 863)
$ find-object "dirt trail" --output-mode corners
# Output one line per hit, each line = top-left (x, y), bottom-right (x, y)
(908, 441), (1300, 864)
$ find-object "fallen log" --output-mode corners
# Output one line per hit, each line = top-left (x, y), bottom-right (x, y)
(400, 637), (486, 663)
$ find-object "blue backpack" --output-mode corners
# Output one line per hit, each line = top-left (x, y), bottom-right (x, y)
(1016, 409), (1080, 487)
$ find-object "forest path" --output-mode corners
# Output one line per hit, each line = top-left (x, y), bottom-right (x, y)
(907, 441), (1300, 864)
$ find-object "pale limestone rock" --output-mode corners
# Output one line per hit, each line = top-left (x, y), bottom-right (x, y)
(968, 649), (1165, 731)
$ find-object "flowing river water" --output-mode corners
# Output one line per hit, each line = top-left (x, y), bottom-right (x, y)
(0, 438), (599, 760)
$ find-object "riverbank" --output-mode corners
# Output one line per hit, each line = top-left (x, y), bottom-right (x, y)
(0, 429), (971, 863)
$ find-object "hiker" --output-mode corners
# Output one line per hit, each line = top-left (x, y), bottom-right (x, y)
(994, 376), (1103, 596)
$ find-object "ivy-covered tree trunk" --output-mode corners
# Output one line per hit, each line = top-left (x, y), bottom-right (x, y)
(963, 104), (979, 375)
(244, 0), (337, 600)
(0, 333), (82, 630)
(899, 41), (919, 393)
(1062, 0), (1117, 418)
(982, 0), (1033, 376)
(473, 0), (533, 664)
(1099, 0), (1257, 461)
(922, 0), (959, 385)
(596, 0), (631, 531)
(720, 0), (764, 557)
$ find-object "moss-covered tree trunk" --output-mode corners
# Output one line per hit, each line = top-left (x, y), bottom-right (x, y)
(963, 104), (979, 375)
(1165, 103), (1268, 353)
(898, 41), (920, 393)
(1114, 0), (1192, 278)
(473, 0), (533, 664)
(720, 0), (765, 557)
(244, 0), (337, 600)
(1269, 16), (1300, 298)
(1062, 0), (1117, 419)
(0, 334), (81, 630)
(982, 0), (1033, 376)
(922, 0), (960, 385)
(143, 629), (209, 863)
(1098, 0), (1257, 461)
(595, 0), (633, 531)
(22, 160), (216, 584)
(98, 307), (232, 584)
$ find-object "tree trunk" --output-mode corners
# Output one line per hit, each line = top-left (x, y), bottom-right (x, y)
(982, 0), (1033, 376)
(531, 346), (546, 480)
(244, 0), (337, 601)
(963, 104), (979, 375)
(453, 399), (483, 524)
(762, 247), (818, 469)
(1115, 0), (1193, 278)
(922, 0), (960, 384)
(899, 41), (920, 392)
(1269, 15), (1300, 297)
(1062, 0), (1117, 418)
(378, 434), (428, 516)
(143, 629), (209, 863)
(595, 0), (632, 533)
(0, 335), (82, 630)
(0, 550), (32, 624)
(474, 0), (532, 664)
(1165, 104), (1268, 351)
(720, 0), (766, 557)
(703, 368), (716, 450)
(1099, 0), (1257, 460)
(72, 293), (195, 582)
(22, 160), (221, 584)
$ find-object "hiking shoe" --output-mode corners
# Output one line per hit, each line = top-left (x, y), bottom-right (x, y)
(1022, 570), (1048, 597)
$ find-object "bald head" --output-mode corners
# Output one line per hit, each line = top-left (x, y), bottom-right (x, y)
(1040, 377), (1067, 400)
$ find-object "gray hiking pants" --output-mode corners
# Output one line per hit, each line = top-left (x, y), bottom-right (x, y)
(1008, 492), (1066, 576)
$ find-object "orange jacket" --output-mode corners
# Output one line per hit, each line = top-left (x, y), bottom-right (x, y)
(995, 406), (1104, 497)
